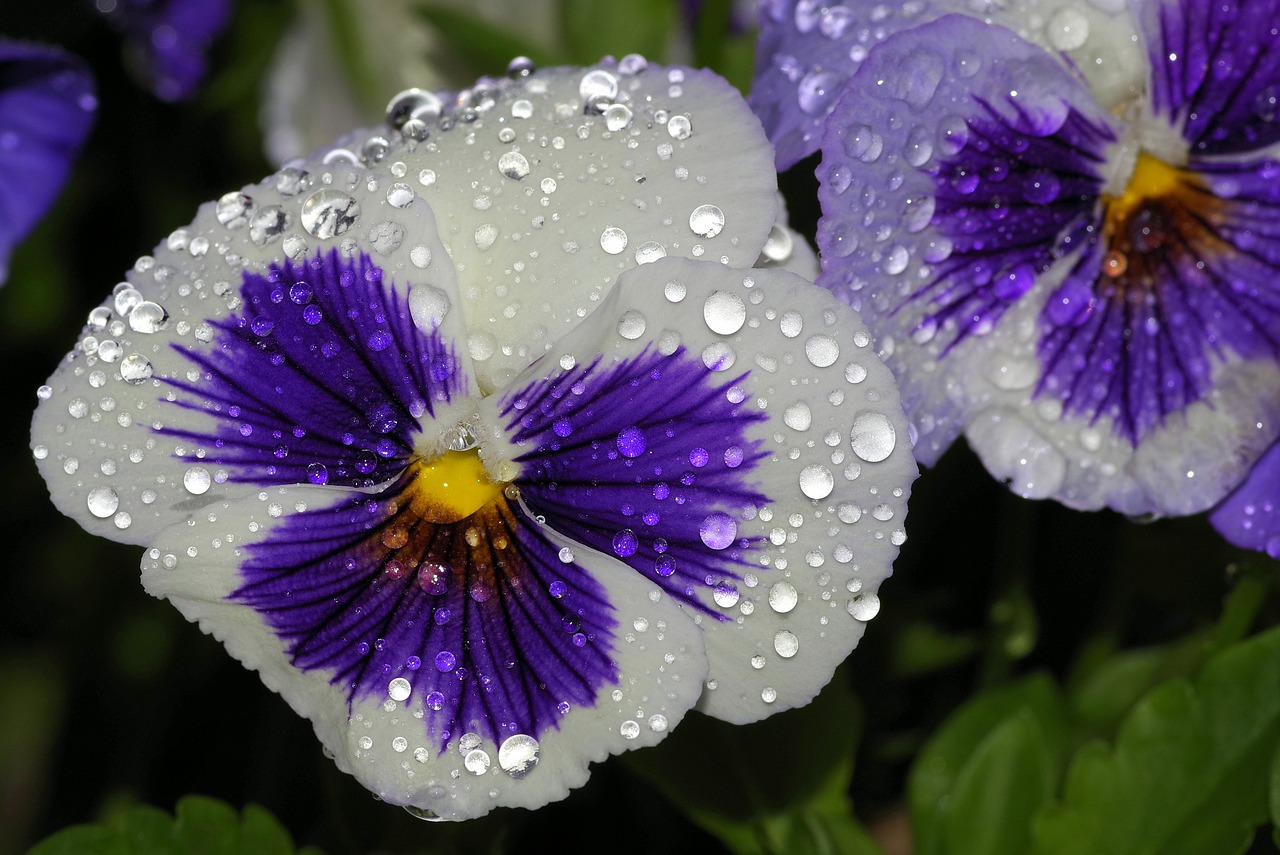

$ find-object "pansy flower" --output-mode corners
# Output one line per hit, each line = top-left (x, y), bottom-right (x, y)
(31, 60), (915, 819)
(96, 0), (232, 101)
(0, 40), (96, 284)
(753, 1), (1280, 540)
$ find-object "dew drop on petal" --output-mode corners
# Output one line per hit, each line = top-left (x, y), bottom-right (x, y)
(579, 69), (619, 101)
(848, 592), (881, 620)
(387, 183), (415, 207)
(617, 310), (647, 339)
(798, 69), (842, 115)
(712, 581), (741, 608)
(600, 226), (628, 254)
(617, 425), (648, 457)
(620, 720), (641, 739)
(850, 412), (897, 462)
(498, 151), (530, 180)
(667, 115), (692, 140)
(762, 686), (777, 703)
(183, 466), (211, 495)
(474, 224), (499, 250)
(409, 284), (451, 332)
(689, 204), (725, 238)
(119, 353), (153, 384)
(87, 487), (119, 518)
(464, 749), (491, 775)
(301, 189), (361, 239)
(498, 734), (540, 778)
(804, 334), (840, 367)
(799, 464), (835, 499)
(664, 280), (686, 302)
(784, 402), (812, 431)
(773, 630), (799, 658)
(768, 582), (798, 613)
(634, 240), (667, 264)
(703, 290), (746, 335)
(129, 301), (168, 333)
(699, 512), (737, 549)
(388, 677), (412, 701)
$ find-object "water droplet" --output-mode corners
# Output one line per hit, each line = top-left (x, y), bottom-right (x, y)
(128, 301), (168, 333)
(664, 280), (686, 302)
(847, 592), (881, 620)
(804, 334), (840, 367)
(699, 512), (737, 549)
(617, 425), (647, 457)
(773, 630), (799, 658)
(768, 582), (798, 613)
(667, 115), (692, 140)
(600, 226), (628, 254)
(604, 103), (633, 131)
(498, 151), (530, 180)
(409, 284), (451, 332)
(120, 353), (153, 384)
(387, 183), (415, 208)
(184, 466), (211, 495)
(215, 192), (252, 228)
(634, 241), (667, 264)
(850, 411), (897, 462)
(579, 69), (619, 101)
(689, 204), (725, 238)
(799, 464), (834, 499)
(498, 734), (540, 778)
(784, 402), (812, 431)
(1047, 8), (1090, 51)
(713, 581), (741, 608)
(620, 720), (640, 739)
(617, 310), (647, 339)
(464, 748), (491, 775)
(798, 69), (842, 116)
(388, 677), (412, 701)
(87, 487), (119, 518)
(703, 290), (746, 335)
(301, 189), (361, 238)
(474, 223), (499, 250)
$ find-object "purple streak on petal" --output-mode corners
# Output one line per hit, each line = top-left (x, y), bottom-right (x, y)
(162, 250), (467, 488)
(0, 41), (95, 283)
(922, 101), (1114, 349)
(1141, 0), (1280, 154)
(1038, 158), (1280, 441)
(1210, 440), (1280, 558)
(234, 481), (617, 750)
(502, 347), (769, 618)
(750, 0), (943, 170)
(99, 0), (232, 101)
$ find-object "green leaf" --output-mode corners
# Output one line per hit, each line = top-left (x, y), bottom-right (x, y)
(1067, 633), (1209, 737)
(908, 674), (1065, 855)
(417, 5), (563, 81)
(27, 796), (316, 855)
(624, 670), (883, 855)
(558, 0), (676, 66)
(1032, 625), (1280, 855)
(944, 710), (1057, 855)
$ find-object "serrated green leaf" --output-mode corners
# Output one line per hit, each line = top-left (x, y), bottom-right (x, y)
(1032, 626), (1280, 855)
(908, 673), (1065, 855)
(943, 710), (1056, 855)
(559, 0), (676, 66)
(25, 797), (318, 855)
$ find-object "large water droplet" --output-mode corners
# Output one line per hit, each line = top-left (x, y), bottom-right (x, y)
(798, 69), (842, 116)
(703, 290), (746, 335)
(301, 189), (361, 238)
(498, 734), (540, 778)
(498, 151), (530, 180)
(600, 227), (628, 254)
(850, 412), (897, 462)
(689, 204), (725, 238)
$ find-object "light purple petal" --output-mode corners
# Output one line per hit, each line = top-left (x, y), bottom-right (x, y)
(101, 0), (232, 101)
(1210, 439), (1280, 558)
(0, 41), (95, 283)
(816, 14), (1120, 470)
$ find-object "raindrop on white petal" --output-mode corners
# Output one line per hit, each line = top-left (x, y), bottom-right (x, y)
(768, 582), (798, 613)
(301, 189), (361, 238)
(617, 310), (647, 340)
(799, 464), (835, 499)
(850, 412), (897, 462)
(409, 284), (451, 332)
(183, 466), (211, 495)
(689, 204), (725, 238)
(848, 592), (881, 620)
(498, 151), (530, 180)
(498, 734), (540, 778)
(703, 290), (746, 335)
(464, 749), (491, 775)
(600, 227), (628, 254)
(474, 224), (499, 250)
(388, 677), (412, 701)
(120, 354), (153, 384)
(773, 630), (799, 658)
(804, 334), (840, 367)
(87, 487), (119, 518)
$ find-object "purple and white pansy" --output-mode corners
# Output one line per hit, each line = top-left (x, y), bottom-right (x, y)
(754, 0), (1280, 552)
(30, 59), (915, 819)
(0, 40), (95, 285)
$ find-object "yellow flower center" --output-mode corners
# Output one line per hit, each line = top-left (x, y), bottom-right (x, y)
(1103, 150), (1185, 227)
(406, 450), (504, 524)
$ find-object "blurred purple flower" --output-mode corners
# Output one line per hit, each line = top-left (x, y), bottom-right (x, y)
(0, 40), (96, 285)
(96, 0), (232, 101)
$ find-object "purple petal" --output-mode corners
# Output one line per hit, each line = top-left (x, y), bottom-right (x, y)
(816, 14), (1120, 466)
(232, 471), (617, 752)
(750, 0), (941, 169)
(160, 250), (468, 490)
(100, 0), (232, 101)
(1141, 0), (1280, 154)
(1210, 439), (1280, 558)
(0, 41), (95, 283)
(499, 347), (769, 620)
